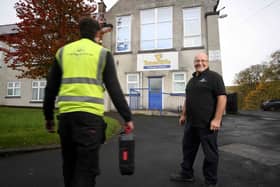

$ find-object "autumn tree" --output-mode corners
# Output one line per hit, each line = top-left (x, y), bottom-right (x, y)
(0, 0), (97, 79)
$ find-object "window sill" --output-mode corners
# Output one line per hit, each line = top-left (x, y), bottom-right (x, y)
(181, 46), (205, 50)
(138, 48), (176, 54)
(5, 96), (21, 99)
(114, 51), (133, 55)
(29, 100), (43, 104)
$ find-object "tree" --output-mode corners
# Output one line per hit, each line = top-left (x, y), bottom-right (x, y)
(234, 64), (265, 85)
(0, 0), (97, 79)
(263, 50), (280, 81)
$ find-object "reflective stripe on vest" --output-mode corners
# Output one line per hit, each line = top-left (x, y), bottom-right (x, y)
(56, 39), (108, 116)
(57, 96), (104, 104)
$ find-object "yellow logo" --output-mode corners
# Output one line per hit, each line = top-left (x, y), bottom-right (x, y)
(144, 54), (171, 66)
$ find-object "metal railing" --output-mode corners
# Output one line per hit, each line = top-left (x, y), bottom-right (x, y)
(128, 88), (185, 113)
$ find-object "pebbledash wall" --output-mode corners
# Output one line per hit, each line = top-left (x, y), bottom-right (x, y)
(0, 24), (47, 108)
(0, 0), (223, 112)
(102, 0), (223, 111)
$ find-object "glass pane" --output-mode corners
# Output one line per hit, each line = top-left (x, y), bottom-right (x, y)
(117, 27), (129, 41)
(158, 7), (172, 22)
(183, 7), (200, 20)
(141, 40), (154, 50)
(174, 82), (185, 92)
(128, 83), (138, 92)
(184, 20), (200, 36)
(40, 81), (46, 87)
(141, 9), (154, 24)
(7, 89), (13, 96)
(157, 22), (172, 39)
(184, 36), (201, 47)
(141, 24), (154, 40)
(149, 78), (162, 92)
(116, 16), (129, 27)
(32, 88), (38, 100)
(117, 41), (129, 52)
(39, 88), (45, 100)
(157, 39), (172, 49)
(32, 81), (38, 87)
(14, 88), (20, 96)
(15, 82), (20, 87)
(8, 82), (13, 88)
(128, 75), (138, 82)
(174, 74), (184, 81)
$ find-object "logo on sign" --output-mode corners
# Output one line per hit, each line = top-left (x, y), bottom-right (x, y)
(143, 54), (171, 69)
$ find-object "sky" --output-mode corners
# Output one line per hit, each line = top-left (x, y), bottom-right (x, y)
(1, 0), (279, 86)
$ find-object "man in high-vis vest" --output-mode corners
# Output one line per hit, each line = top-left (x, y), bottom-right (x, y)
(43, 17), (134, 187)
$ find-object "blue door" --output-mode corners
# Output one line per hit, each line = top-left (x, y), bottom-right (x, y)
(148, 77), (162, 110)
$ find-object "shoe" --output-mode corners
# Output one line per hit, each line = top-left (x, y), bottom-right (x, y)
(170, 173), (194, 182)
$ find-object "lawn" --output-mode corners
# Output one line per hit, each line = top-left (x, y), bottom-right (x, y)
(0, 107), (121, 149)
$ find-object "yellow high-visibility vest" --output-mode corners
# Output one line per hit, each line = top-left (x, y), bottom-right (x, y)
(55, 38), (108, 116)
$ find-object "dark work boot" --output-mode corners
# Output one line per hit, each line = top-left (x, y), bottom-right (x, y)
(170, 173), (194, 182)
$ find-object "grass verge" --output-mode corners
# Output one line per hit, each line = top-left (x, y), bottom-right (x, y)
(0, 107), (120, 149)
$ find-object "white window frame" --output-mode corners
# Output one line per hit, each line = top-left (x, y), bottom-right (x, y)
(7, 81), (21, 97)
(140, 6), (173, 50)
(172, 72), (186, 93)
(116, 15), (131, 52)
(31, 80), (46, 101)
(126, 73), (139, 94)
(183, 7), (202, 47)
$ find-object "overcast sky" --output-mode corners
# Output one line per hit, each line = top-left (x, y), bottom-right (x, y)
(1, 0), (279, 86)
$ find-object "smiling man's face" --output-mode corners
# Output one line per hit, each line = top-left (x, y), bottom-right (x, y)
(194, 53), (209, 73)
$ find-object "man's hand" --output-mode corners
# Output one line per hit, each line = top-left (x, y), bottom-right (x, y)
(123, 121), (134, 134)
(179, 115), (186, 126)
(210, 118), (221, 131)
(45, 120), (55, 133)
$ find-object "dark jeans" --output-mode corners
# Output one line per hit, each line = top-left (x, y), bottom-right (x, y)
(181, 124), (218, 185)
(58, 112), (106, 187)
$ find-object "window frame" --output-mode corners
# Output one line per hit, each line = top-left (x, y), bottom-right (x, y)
(31, 80), (46, 101)
(140, 6), (173, 51)
(115, 15), (131, 53)
(126, 73), (140, 94)
(172, 72), (186, 93)
(183, 7), (202, 48)
(7, 81), (21, 97)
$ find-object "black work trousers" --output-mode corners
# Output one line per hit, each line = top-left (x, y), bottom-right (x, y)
(181, 124), (218, 185)
(58, 112), (106, 187)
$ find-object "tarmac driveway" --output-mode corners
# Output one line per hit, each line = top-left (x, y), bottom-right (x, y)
(0, 111), (279, 187)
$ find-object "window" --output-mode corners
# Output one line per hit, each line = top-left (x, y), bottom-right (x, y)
(0, 43), (4, 68)
(7, 81), (21, 97)
(140, 7), (173, 50)
(183, 7), (202, 47)
(172, 72), (186, 93)
(127, 74), (139, 93)
(32, 80), (46, 101)
(116, 15), (131, 52)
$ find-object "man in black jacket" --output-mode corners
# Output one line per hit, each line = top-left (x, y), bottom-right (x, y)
(170, 52), (227, 187)
(43, 17), (134, 187)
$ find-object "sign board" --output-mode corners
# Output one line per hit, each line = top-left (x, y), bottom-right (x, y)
(209, 50), (221, 62)
(137, 52), (178, 71)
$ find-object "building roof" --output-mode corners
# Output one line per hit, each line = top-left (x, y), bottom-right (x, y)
(0, 24), (18, 35)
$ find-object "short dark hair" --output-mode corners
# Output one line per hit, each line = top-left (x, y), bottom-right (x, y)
(79, 17), (100, 39)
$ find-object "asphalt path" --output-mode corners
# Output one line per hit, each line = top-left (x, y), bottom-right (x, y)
(0, 111), (279, 187)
